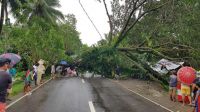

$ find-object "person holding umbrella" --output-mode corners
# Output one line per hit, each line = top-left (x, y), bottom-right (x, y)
(0, 58), (12, 112)
(178, 66), (196, 106)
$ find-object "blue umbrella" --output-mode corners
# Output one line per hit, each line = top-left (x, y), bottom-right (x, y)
(60, 60), (68, 65)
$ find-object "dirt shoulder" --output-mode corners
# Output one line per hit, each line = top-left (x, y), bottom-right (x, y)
(113, 79), (193, 112)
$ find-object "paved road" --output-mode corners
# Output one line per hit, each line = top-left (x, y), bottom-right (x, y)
(7, 77), (169, 112)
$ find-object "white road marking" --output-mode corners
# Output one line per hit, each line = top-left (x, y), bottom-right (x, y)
(31, 78), (52, 92)
(89, 101), (96, 112)
(6, 78), (53, 109)
(110, 79), (174, 112)
(82, 79), (85, 83)
(6, 94), (28, 109)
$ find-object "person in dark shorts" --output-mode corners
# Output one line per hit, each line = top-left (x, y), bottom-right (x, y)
(169, 70), (177, 102)
(24, 69), (32, 95)
(0, 58), (12, 112)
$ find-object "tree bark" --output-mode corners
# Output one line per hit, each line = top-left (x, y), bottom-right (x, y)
(125, 51), (168, 85)
(0, 0), (6, 34)
(5, 1), (9, 25)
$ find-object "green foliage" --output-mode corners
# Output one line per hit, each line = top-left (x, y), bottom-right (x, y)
(1, 16), (82, 68)
(17, 0), (64, 24)
(11, 80), (24, 96)
(79, 0), (200, 84)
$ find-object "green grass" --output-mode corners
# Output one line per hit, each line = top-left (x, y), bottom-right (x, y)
(10, 74), (51, 97)
(11, 80), (24, 96)
(44, 74), (51, 80)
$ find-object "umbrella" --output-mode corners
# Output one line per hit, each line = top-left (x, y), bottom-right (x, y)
(177, 67), (196, 85)
(60, 60), (68, 65)
(0, 53), (21, 66)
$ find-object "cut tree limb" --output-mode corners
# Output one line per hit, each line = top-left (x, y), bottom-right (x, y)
(117, 47), (192, 61)
(124, 51), (168, 85)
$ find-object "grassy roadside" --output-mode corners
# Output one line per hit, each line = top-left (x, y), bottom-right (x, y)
(11, 80), (24, 96)
(11, 74), (51, 97)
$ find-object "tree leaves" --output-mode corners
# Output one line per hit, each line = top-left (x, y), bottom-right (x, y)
(0, 16), (82, 67)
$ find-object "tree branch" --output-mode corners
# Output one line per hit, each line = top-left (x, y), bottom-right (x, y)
(153, 42), (194, 49)
(138, 29), (158, 47)
(103, 0), (113, 42)
(124, 51), (168, 85)
(117, 0), (147, 44)
(138, 36), (153, 47)
(117, 47), (192, 61)
(114, 2), (168, 48)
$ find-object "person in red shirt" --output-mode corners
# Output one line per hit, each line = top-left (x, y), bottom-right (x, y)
(0, 58), (12, 112)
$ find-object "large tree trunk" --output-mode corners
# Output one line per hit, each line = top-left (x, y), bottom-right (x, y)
(124, 51), (168, 85)
(5, 1), (8, 25)
(0, 0), (6, 34)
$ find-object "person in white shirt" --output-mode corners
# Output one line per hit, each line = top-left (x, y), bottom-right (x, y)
(37, 60), (45, 85)
(51, 64), (56, 79)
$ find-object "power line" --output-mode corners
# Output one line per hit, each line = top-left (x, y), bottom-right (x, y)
(78, 0), (103, 40)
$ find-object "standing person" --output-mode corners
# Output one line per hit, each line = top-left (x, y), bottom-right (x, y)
(192, 73), (200, 100)
(33, 64), (38, 86)
(6, 66), (16, 101)
(178, 63), (192, 105)
(56, 65), (62, 77)
(194, 82), (200, 112)
(0, 58), (12, 112)
(169, 70), (177, 102)
(37, 60), (45, 85)
(181, 82), (192, 106)
(51, 64), (56, 79)
(9, 66), (17, 81)
(24, 69), (32, 95)
(115, 66), (121, 79)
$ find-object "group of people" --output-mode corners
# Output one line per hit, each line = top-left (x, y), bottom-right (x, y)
(0, 57), (53, 112)
(55, 64), (77, 77)
(23, 59), (46, 94)
(169, 68), (200, 112)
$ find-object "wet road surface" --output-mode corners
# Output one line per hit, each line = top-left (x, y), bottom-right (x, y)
(7, 77), (169, 112)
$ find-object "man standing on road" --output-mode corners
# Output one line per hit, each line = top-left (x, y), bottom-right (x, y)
(51, 64), (56, 79)
(115, 66), (121, 80)
(0, 58), (12, 112)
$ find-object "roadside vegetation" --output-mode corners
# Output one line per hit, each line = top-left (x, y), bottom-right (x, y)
(78, 0), (200, 86)
(0, 0), (82, 96)
(0, 0), (82, 68)
(1, 0), (200, 89)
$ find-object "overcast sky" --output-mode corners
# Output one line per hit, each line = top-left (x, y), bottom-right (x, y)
(59, 0), (110, 46)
